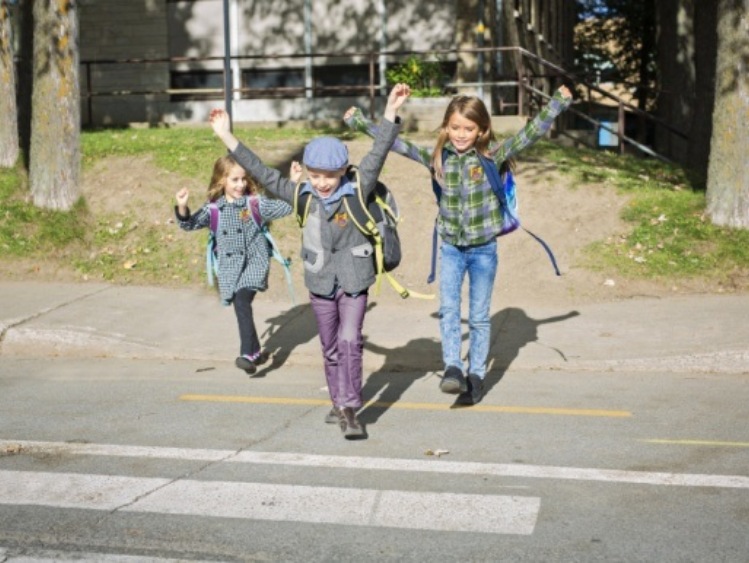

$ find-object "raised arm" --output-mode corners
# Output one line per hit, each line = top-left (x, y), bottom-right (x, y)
(354, 84), (409, 195)
(489, 85), (573, 164)
(345, 106), (433, 170)
(209, 109), (297, 202)
(209, 108), (240, 152)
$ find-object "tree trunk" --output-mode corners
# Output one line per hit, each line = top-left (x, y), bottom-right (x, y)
(706, 0), (749, 228)
(654, 0), (693, 166)
(636, 0), (656, 111)
(0, 0), (19, 168)
(29, 0), (80, 210)
(16, 0), (33, 164)
(686, 0), (719, 189)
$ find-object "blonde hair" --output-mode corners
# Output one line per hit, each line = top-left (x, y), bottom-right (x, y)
(430, 95), (517, 182)
(207, 155), (263, 202)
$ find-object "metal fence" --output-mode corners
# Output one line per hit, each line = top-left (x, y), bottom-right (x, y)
(80, 45), (686, 161)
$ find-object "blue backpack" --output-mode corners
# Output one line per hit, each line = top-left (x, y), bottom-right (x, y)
(207, 195), (295, 303)
(428, 152), (560, 283)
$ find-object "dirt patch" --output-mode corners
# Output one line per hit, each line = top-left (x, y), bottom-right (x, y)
(6, 138), (739, 308)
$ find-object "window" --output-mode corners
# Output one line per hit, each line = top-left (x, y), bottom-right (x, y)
(170, 70), (224, 101)
(313, 64), (374, 96)
(241, 68), (305, 98)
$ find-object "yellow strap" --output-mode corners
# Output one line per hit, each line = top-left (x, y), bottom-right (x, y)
(345, 173), (434, 300)
(374, 194), (400, 225)
(293, 180), (310, 228)
(379, 270), (435, 300)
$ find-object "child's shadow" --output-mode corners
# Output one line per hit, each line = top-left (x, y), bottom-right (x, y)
(357, 336), (442, 426)
(252, 303), (319, 378)
(453, 307), (579, 406)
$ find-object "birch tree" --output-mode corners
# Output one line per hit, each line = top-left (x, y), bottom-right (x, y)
(29, 0), (80, 210)
(0, 0), (18, 167)
(706, 0), (749, 228)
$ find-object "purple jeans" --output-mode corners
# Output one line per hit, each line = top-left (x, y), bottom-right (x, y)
(309, 288), (368, 409)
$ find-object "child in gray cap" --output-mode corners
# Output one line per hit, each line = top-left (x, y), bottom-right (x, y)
(209, 83), (411, 440)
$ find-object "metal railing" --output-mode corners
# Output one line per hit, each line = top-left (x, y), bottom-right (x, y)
(79, 46), (686, 161)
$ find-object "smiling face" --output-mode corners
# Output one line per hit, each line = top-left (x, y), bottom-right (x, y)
(306, 166), (346, 198)
(222, 163), (248, 202)
(446, 112), (481, 154)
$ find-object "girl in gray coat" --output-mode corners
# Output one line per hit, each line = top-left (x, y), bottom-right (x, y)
(209, 83), (411, 439)
(175, 155), (292, 374)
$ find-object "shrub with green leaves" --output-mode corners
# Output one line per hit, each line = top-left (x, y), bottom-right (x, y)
(385, 55), (449, 97)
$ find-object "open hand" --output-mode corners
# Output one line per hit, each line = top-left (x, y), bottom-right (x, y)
(289, 160), (303, 184)
(209, 108), (231, 135)
(387, 83), (411, 111)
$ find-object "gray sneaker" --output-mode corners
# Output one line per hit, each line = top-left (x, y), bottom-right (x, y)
(439, 365), (467, 394)
(339, 407), (365, 439)
(324, 407), (341, 424)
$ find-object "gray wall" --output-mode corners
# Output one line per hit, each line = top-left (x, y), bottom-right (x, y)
(80, 0), (461, 126)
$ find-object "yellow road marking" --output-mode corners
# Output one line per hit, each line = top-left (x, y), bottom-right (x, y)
(179, 394), (631, 418)
(642, 439), (749, 448)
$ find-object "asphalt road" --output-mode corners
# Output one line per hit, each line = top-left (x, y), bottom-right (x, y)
(1, 356), (747, 562)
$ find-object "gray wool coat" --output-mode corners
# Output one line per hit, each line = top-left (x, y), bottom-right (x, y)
(176, 195), (292, 303)
(230, 118), (401, 296)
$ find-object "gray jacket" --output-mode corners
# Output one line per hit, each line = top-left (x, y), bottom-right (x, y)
(231, 118), (400, 295)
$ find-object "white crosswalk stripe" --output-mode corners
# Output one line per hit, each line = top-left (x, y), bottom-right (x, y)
(3, 440), (747, 489)
(0, 546), (212, 563)
(2, 436), (748, 552)
(0, 440), (543, 536)
(0, 469), (539, 535)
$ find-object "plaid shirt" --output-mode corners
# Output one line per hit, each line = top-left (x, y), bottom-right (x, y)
(345, 90), (571, 246)
(176, 195), (292, 303)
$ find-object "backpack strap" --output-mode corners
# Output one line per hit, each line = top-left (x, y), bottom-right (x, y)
(293, 181), (312, 228)
(477, 157), (560, 276)
(477, 154), (512, 221)
(342, 170), (389, 295)
(208, 201), (220, 233)
(206, 202), (220, 287)
(247, 194), (263, 228)
(427, 150), (448, 284)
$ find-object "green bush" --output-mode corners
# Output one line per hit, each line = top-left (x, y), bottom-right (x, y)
(385, 56), (449, 97)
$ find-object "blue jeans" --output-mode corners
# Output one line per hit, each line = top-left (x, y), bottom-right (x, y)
(439, 240), (498, 379)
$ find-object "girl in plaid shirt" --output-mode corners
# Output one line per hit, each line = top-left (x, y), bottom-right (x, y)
(345, 85), (572, 405)
(175, 155), (292, 375)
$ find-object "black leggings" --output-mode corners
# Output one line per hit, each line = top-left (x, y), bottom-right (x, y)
(232, 287), (259, 357)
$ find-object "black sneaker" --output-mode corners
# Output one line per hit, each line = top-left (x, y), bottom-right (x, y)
(235, 356), (257, 374)
(456, 374), (484, 405)
(255, 351), (270, 366)
(440, 365), (467, 394)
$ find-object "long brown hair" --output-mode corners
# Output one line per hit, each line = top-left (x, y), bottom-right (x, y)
(207, 155), (262, 202)
(431, 95), (495, 179)
(431, 96), (518, 180)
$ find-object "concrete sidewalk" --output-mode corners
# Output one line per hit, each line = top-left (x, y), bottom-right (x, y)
(1, 281), (747, 374)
